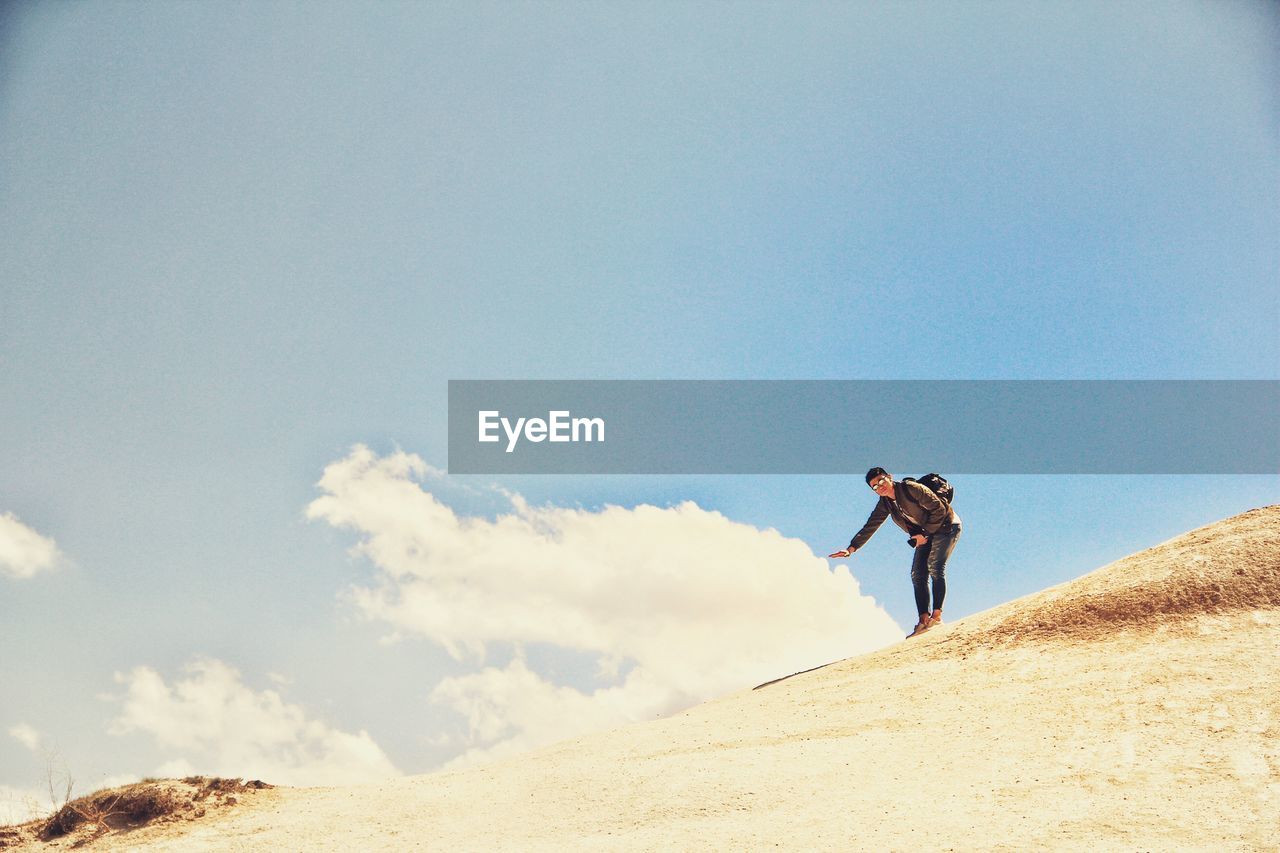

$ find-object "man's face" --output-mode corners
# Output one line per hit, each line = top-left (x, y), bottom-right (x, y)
(869, 474), (892, 497)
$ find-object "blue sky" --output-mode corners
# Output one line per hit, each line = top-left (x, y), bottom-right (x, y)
(1, 0), (1276, 814)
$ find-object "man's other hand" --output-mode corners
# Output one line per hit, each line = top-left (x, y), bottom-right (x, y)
(828, 549), (853, 558)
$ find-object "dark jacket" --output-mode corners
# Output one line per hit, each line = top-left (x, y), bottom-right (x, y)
(848, 479), (959, 551)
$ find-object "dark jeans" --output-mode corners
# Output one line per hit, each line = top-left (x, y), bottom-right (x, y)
(910, 523), (961, 615)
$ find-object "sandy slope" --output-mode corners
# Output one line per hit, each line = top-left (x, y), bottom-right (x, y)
(12, 506), (1280, 851)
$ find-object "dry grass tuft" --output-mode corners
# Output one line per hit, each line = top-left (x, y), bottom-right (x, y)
(0, 777), (271, 848)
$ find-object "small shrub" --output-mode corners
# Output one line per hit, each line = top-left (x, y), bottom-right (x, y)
(35, 777), (271, 842)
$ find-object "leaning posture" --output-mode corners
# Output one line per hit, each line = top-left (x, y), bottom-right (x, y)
(829, 468), (962, 638)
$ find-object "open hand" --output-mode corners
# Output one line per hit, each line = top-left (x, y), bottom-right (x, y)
(828, 549), (852, 558)
(910, 534), (929, 548)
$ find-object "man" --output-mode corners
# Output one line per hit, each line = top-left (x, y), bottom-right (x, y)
(829, 468), (962, 638)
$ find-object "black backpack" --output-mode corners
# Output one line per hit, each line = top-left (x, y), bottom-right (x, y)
(904, 473), (954, 504)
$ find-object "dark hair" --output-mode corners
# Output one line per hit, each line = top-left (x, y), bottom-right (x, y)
(865, 467), (889, 485)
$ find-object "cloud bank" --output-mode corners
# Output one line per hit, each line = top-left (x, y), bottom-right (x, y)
(0, 785), (47, 825)
(0, 512), (61, 579)
(308, 446), (901, 768)
(107, 659), (399, 786)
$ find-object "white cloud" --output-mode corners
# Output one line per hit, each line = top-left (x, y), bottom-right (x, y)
(0, 512), (61, 580)
(8, 723), (42, 752)
(0, 784), (49, 825)
(429, 654), (714, 770)
(106, 659), (400, 786)
(308, 445), (902, 767)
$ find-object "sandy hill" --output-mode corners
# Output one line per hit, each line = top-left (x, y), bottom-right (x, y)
(8, 506), (1279, 851)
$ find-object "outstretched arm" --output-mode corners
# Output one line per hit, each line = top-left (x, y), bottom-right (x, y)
(837, 499), (890, 556)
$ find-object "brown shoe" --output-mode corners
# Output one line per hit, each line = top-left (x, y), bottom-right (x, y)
(906, 621), (931, 639)
(927, 614), (943, 628)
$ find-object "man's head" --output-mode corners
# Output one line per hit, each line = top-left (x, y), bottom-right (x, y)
(865, 467), (893, 498)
